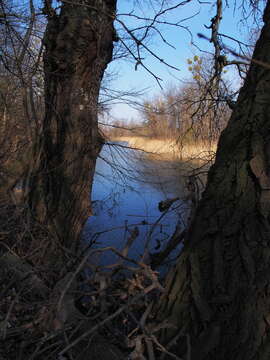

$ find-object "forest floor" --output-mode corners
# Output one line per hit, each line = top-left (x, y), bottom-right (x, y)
(0, 197), (179, 359)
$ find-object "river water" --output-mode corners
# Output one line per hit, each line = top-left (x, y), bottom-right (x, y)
(83, 142), (188, 267)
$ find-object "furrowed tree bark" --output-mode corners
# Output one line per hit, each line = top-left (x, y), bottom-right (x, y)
(27, 1), (116, 252)
(158, 2), (270, 359)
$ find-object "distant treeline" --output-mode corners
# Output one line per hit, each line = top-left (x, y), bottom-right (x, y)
(104, 56), (233, 145)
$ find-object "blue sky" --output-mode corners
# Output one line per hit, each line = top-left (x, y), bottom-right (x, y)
(105, 0), (263, 122)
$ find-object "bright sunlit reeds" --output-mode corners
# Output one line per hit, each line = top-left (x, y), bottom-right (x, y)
(111, 136), (217, 162)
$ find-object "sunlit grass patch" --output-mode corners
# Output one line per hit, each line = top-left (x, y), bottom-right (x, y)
(111, 136), (217, 162)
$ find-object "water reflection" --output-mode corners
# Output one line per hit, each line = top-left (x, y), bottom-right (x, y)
(83, 142), (188, 267)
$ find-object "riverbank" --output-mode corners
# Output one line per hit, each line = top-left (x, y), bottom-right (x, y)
(0, 138), (210, 359)
(110, 136), (216, 162)
(0, 197), (170, 360)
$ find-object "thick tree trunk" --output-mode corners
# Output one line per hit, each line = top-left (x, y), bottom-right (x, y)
(27, 1), (116, 251)
(159, 3), (270, 359)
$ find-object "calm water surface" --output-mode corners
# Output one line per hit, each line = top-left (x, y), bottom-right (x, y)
(83, 142), (188, 266)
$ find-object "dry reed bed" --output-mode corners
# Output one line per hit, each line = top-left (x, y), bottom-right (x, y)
(111, 136), (217, 161)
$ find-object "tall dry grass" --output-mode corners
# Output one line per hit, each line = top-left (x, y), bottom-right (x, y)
(111, 136), (217, 161)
